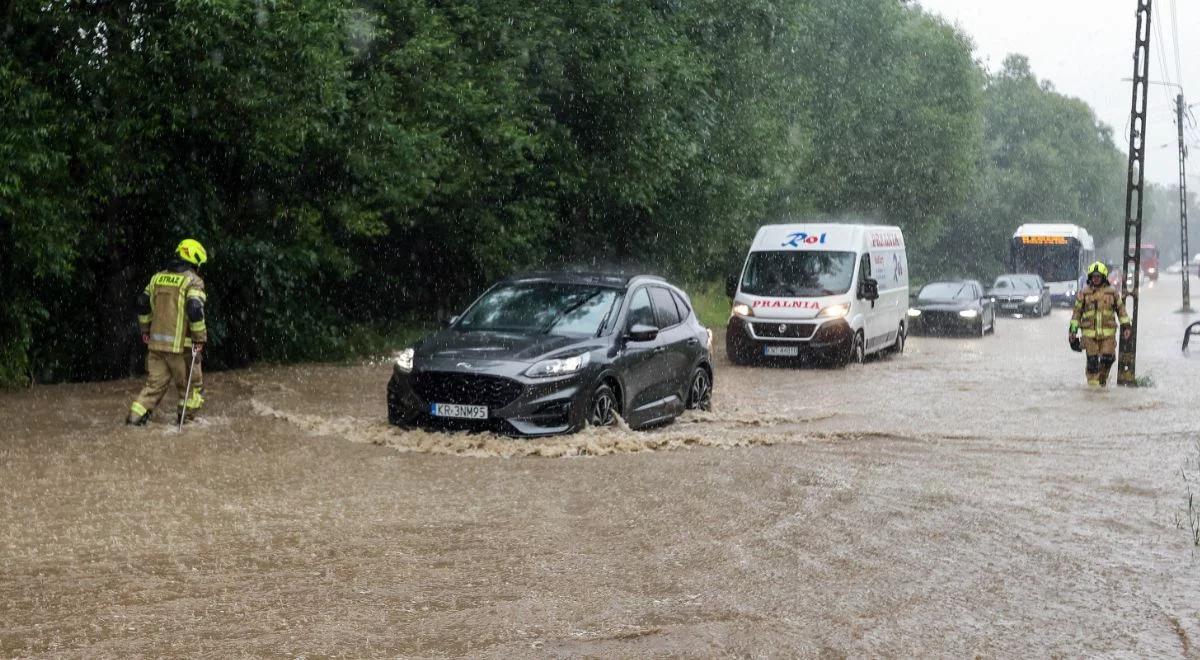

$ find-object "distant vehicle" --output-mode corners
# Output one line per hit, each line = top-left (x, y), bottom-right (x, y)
(1140, 243), (1159, 281)
(725, 223), (909, 366)
(988, 274), (1052, 317)
(907, 280), (997, 336)
(1009, 224), (1095, 306)
(1166, 261), (1185, 275)
(387, 272), (714, 436)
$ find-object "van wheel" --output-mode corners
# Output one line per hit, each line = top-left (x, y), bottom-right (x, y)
(890, 324), (905, 355)
(840, 331), (865, 366)
(726, 326), (753, 366)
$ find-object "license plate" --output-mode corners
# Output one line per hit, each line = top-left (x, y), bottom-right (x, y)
(430, 403), (488, 419)
(763, 346), (799, 357)
(1001, 304), (1018, 311)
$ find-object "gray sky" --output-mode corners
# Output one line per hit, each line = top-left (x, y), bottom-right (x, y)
(916, 0), (1198, 187)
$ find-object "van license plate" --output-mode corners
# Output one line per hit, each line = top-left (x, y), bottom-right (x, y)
(763, 346), (799, 357)
(430, 403), (488, 419)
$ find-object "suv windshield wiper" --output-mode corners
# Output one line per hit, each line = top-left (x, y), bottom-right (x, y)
(540, 290), (603, 334)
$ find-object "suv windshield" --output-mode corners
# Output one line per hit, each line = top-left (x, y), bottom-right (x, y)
(740, 251), (855, 297)
(920, 282), (972, 300)
(457, 282), (621, 337)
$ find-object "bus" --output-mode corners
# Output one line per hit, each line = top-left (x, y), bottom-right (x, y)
(1009, 224), (1095, 306)
(1140, 243), (1159, 282)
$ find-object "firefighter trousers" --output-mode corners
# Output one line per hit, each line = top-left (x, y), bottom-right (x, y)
(130, 349), (204, 418)
(1082, 337), (1117, 387)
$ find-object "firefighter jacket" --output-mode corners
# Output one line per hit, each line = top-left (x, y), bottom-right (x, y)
(136, 259), (207, 353)
(1069, 283), (1129, 339)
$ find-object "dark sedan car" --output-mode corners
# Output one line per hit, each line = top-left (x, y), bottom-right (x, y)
(907, 280), (996, 336)
(988, 274), (1052, 317)
(387, 272), (714, 436)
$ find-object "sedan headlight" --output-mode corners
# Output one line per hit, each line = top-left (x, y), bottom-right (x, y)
(525, 352), (590, 378)
(818, 303), (850, 319)
(731, 303), (753, 317)
(907, 308), (922, 317)
(395, 348), (414, 372)
(1024, 295), (1040, 303)
(958, 309), (978, 318)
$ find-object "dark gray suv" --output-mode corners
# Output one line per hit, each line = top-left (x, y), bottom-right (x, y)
(387, 272), (714, 436)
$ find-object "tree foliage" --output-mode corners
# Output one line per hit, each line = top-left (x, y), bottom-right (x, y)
(0, 1), (1133, 384)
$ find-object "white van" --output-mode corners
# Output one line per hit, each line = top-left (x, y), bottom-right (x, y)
(724, 223), (909, 366)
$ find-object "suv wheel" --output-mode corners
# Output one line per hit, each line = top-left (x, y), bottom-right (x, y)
(589, 383), (619, 427)
(686, 367), (712, 411)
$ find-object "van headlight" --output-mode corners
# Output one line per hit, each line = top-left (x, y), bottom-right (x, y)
(1024, 295), (1040, 303)
(958, 309), (978, 318)
(818, 303), (850, 319)
(395, 348), (415, 372)
(525, 352), (590, 378)
(731, 303), (753, 317)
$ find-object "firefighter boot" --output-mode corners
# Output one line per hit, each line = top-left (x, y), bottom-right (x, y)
(1085, 354), (1101, 388)
(1097, 354), (1116, 387)
(127, 402), (151, 426)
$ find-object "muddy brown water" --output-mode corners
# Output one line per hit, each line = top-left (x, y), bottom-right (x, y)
(3, 279), (1200, 656)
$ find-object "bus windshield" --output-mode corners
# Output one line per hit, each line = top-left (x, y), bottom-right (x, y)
(1010, 241), (1080, 283)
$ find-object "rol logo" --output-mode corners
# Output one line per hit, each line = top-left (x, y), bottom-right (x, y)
(782, 232), (827, 248)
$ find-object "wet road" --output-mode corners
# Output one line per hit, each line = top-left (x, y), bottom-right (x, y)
(3, 278), (1200, 656)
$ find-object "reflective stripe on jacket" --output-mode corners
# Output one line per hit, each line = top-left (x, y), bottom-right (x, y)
(1070, 284), (1129, 339)
(141, 269), (207, 353)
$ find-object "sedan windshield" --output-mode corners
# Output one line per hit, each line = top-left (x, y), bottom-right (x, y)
(740, 251), (855, 297)
(920, 282), (972, 300)
(993, 276), (1038, 291)
(456, 282), (621, 337)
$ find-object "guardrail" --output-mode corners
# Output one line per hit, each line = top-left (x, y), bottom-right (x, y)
(1185, 321), (1200, 354)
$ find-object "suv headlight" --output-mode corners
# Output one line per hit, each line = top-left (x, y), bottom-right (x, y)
(525, 352), (590, 378)
(395, 348), (414, 372)
(818, 303), (850, 319)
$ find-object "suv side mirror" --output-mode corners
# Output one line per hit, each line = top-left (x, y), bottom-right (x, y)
(859, 278), (879, 301)
(627, 324), (659, 343)
(725, 274), (739, 299)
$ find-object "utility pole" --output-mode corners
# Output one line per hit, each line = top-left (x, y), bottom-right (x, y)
(1117, 0), (1153, 387)
(1177, 92), (1192, 312)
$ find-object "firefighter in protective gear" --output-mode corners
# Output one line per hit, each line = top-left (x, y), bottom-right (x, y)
(126, 239), (209, 425)
(1069, 261), (1131, 387)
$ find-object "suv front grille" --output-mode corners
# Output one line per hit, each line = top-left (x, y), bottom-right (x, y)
(412, 372), (525, 408)
(752, 322), (816, 339)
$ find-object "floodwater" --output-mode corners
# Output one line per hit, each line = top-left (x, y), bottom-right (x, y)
(3, 278), (1200, 656)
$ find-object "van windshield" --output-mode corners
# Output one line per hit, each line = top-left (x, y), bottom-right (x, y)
(740, 251), (855, 297)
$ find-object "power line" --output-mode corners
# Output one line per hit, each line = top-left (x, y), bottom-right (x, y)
(1169, 0), (1183, 90)
(1152, 8), (1176, 109)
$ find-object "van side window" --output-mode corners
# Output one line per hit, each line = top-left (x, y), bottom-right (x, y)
(860, 254), (872, 281)
(650, 286), (682, 328)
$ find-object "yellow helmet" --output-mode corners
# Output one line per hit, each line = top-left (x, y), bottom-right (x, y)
(1087, 261), (1108, 277)
(176, 239), (208, 267)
